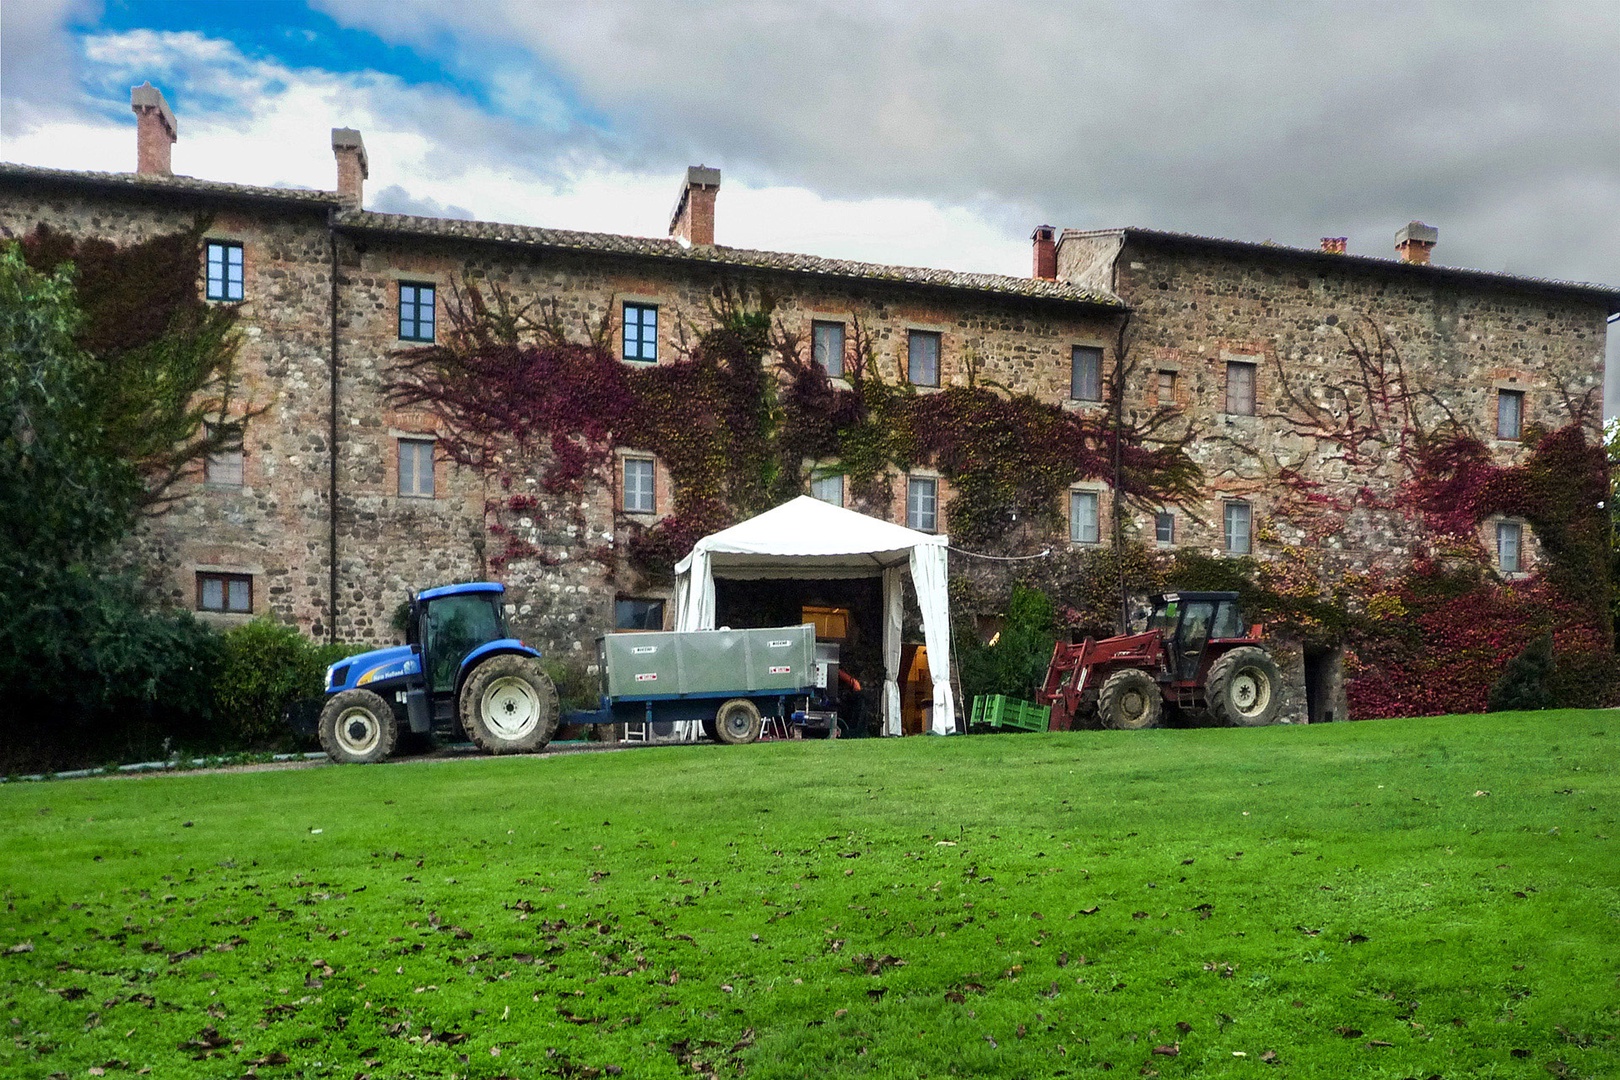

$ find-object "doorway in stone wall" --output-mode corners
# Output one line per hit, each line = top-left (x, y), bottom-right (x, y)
(1303, 646), (1339, 723)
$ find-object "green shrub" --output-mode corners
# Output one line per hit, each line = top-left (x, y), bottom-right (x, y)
(958, 584), (1056, 706)
(1487, 631), (1556, 712)
(214, 620), (366, 748)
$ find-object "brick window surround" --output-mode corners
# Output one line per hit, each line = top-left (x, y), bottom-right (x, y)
(813, 321), (845, 379)
(205, 241), (244, 301)
(1497, 389), (1524, 440)
(1071, 346), (1103, 401)
(908, 330), (941, 387)
(907, 475), (938, 532)
(623, 456), (656, 513)
(623, 302), (658, 362)
(399, 282), (436, 342)
(197, 571), (252, 613)
(1225, 361), (1256, 416)
(1224, 501), (1252, 554)
(398, 438), (435, 498)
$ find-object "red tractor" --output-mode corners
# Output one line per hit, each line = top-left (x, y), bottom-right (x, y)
(1038, 591), (1283, 730)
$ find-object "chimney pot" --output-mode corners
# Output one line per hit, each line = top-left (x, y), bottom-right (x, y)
(670, 165), (721, 247)
(1031, 225), (1057, 280)
(130, 82), (177, 176)
(332, 128), (369, 208)
(1395, 221), (1438, 264)
(1320, 237), (1347, 255)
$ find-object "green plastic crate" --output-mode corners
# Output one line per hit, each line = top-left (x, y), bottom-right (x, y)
(970, 694), (1051, 733)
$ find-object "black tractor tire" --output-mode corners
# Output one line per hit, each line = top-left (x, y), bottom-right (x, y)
(319, 689), (399, 764)
(459, 654), (560, 754)
(1206, 646), (1284, 727)
(1097, 668), (1164, 730)
(713, 698), (763, 745)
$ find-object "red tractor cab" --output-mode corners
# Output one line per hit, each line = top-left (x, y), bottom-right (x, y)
(1039, 591), (1283, 730)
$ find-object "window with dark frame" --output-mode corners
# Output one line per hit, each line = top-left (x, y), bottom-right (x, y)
(399, 282), (436, 342)
(203, 423), (243, 486)
(1070, 490), (1100, 544)
(205, 241), (244, 301)
(623, 457), (656, 513)
(1225, 361), (1256, 416)
(1157, 370), (1176, 404)
(810, 473), (843, 506)
(907, 475), (938, 532)
(1224, 501), (1252, 555)
(615, 597), (666, 631)
(1155, 510), (1175, 545)
(623, 302), (658, 362)
(907, 330), (941, 387)
(1497, 389), (1524, 440)
(398, 438), (435, 498)
(1070, 345), (1102, 401)
(1497, 521), (1522, 573)
(812, 321), (846, 379)
(197, 572), (252, 613)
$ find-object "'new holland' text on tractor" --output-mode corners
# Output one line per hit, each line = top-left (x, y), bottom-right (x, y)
(319, 582), (559, 763)
(1038, 591), (1283, 730)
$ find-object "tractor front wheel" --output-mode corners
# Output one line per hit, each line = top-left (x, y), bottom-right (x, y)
(459, 654), (560, 754)
(713, 698), (763, 745)
(1098, 668), (1163, 730)
(319, 689), (399, 764)
(1207, 647), (1283, 727)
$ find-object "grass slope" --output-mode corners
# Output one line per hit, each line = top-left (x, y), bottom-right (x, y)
(1, 711), (1617, 1079)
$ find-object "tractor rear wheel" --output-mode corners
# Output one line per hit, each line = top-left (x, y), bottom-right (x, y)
(459, 654), (559, 754)
(1207, 647), (1283, 727)
(319, 689), (399, 764)
(713, 698), (763, 745)
(1098, 668), (1163, 730)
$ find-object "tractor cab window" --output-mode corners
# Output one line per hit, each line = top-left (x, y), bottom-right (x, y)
(422, 594), (505, 693)
(1176, 600), (1217, 680)
(1211, 601), (1245, 640)
(1149, 599), (1179, 633)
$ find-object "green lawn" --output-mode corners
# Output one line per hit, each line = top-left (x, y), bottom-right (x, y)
(1, 712), (1617, 1079)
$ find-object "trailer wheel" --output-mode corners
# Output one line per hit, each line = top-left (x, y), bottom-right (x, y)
(1207, 647), (1283, 727)
(713, 698), (763, 745)
(1097, 668), (1163, 730)
(319, 689), (399, 764)
(459, 654), (559, 754)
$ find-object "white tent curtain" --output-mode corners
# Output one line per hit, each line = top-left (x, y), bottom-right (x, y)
(882, 563), (904, 736)
(909, 540), (956, 735)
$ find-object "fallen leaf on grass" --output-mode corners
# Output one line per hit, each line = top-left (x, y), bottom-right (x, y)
(249, 1052), (290, 1066)
(1260, 1050), (1277, 1063)
(1175, 1022), (1191, 1034)
(1152, 1043), (1180, 1056)
(944, 991), (965, 1004)
(6, 942), (33, 954)
(1334, 1027), (1363, 1038)
(1078, 906), (1099, 915)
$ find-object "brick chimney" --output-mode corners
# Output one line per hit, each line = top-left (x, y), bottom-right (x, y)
(669, 165), (721, 247)
(130, 82), (176, 176)
(1395, 222), (1438, 264)
(1031, 225), (1057, 280)
(331, 128), (368, 209)
(1320, 237), (1347, 255)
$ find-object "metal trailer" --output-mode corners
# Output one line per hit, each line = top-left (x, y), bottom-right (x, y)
(564, 624), (826, 744)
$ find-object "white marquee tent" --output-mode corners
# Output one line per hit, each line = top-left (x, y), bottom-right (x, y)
(672, 496), (956, 737)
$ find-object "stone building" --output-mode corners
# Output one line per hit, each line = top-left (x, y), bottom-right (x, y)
(1, 83), (1614, 724)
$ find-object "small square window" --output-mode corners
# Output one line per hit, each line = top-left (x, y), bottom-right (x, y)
(1224, 501), (1252, 555)
(1070, 490), (1100, 544)
(615, 597), (665, 631)
(811, 473), (844, 506)
(624, 457), (656, 514)
(205, 241), (244, 302)
(908, 331), (941, 387)
(907, 476), (938, 532)
(812, 321), (846, 379)
(398, 438), (435, 498)
(1225, 361), (1256, 416)
(1497, 389), (1524, 440)
(197, 572), (252, 613)
(204, 423), (243, 486)
(399, 282), (436, 342)
(1497, 521), (1522, 573)
(1071, 346), (1102, 402)
(1157, 370), (1176, 405)
(623, 303), (658, 362)
(1155, 510), (1175, 545)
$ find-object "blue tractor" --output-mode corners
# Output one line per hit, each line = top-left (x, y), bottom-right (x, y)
(318, 582), (559, 763)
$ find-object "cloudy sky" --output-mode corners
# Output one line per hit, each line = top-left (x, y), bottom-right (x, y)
(3, 1), (1616, 398)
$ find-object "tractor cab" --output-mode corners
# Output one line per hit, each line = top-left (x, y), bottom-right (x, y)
(406, 583), (514, 695)
(1147, 592), (1249, 683)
